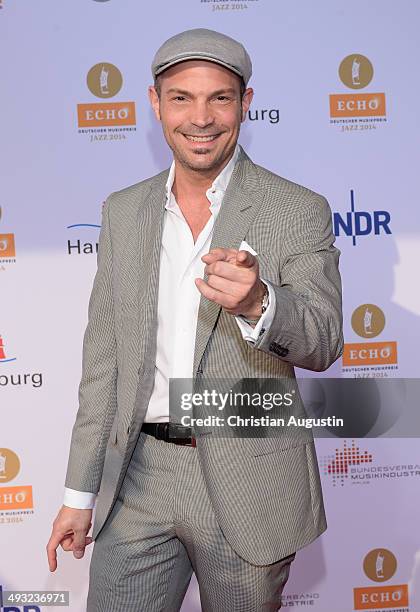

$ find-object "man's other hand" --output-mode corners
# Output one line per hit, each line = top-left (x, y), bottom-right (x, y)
(46, 506), (93, 572)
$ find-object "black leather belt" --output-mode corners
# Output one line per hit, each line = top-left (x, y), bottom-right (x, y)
(141, 422), (196, 447)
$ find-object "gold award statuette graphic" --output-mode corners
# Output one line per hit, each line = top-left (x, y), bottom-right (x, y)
(0, 448), (20, 483)
(87, 62), (123, 98)
(354, 548), (408, 610)
(351, 304), (386, 339)
(339, 54), (374, 90)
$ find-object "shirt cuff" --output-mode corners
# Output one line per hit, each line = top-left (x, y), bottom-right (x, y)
(234, 279), (276, 344)
(63, 487), (97, 509)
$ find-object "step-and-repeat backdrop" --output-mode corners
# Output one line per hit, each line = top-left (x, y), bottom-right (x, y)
(1, 1), (419, 610)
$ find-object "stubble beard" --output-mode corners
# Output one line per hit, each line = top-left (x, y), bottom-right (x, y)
(171, 135), (236, 175)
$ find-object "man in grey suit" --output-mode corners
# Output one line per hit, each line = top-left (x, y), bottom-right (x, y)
(47, 28), (343, 611)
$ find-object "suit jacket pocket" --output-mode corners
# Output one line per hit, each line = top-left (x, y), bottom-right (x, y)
(241, 431), (312, 457)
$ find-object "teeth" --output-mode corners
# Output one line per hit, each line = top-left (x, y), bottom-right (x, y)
(185, 135), (218, 142)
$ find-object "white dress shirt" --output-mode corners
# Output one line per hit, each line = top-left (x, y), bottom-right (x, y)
(64, 144), (276, 509)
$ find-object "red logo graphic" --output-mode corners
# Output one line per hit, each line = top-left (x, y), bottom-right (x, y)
(321, 440), (373, 486)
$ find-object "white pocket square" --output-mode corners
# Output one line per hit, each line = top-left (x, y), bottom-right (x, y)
(239, 240), (257, 256)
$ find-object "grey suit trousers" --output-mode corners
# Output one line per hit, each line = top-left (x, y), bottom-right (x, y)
(87, 431), (296, 612)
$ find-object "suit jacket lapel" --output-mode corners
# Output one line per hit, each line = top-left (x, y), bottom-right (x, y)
(192, 146), (265, 376)
(135, 171), (168, 367)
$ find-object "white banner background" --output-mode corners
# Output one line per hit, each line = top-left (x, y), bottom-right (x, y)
(1, 1), (419, 610)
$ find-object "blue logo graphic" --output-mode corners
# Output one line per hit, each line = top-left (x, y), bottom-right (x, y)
(67, 224), (101, 229)
(333, 190), (391, 246)
(66, 223), (101, 256)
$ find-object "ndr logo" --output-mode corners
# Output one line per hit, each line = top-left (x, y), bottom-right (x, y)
(333, 190), (391, 246)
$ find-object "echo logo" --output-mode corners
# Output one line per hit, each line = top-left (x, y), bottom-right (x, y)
(0, 234), (16, 258)
(354, 584), (408, 609)
(342, 341), (397, 366)
(77, 102), (136, 127)
(330, 54), (387, 120)
(77, 63), (136, 129)
(330, 93), (386, 118)
(333, 190), (391, 246)
(0, 486), (33, 511)
(354, 548), (409, 609)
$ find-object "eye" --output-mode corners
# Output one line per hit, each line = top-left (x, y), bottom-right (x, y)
(215, 96), (230, 102)
(172, 96), (187, 102)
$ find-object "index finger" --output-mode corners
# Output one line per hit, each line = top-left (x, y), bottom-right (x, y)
(202, 248), (238, 264)
(235, 250), (256, 268)
(47, 530), (64, 572)
(47, 526), (73, 572)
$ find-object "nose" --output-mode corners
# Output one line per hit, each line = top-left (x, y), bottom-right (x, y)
(189, 100), (214, 129)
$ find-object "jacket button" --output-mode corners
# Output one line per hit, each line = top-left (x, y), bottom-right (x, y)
(269, 341), (289, 357)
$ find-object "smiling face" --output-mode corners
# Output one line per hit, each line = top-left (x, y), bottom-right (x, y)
(149, 60), (253, 175)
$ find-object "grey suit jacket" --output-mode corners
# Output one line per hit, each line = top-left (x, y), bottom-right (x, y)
(65, 145), (343, 565)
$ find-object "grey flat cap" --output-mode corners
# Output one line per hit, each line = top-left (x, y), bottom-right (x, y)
(152, 28), (252, 86)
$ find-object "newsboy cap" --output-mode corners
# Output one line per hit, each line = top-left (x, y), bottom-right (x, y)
(151, 28), (252, 86)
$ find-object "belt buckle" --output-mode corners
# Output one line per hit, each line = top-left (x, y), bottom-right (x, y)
(168, 423), (196, 447)
(158, 422), (169, 442)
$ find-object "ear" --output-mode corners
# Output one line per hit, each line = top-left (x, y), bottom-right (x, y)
(241, 87), (254, 122)
(148, 85), (161, 121)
